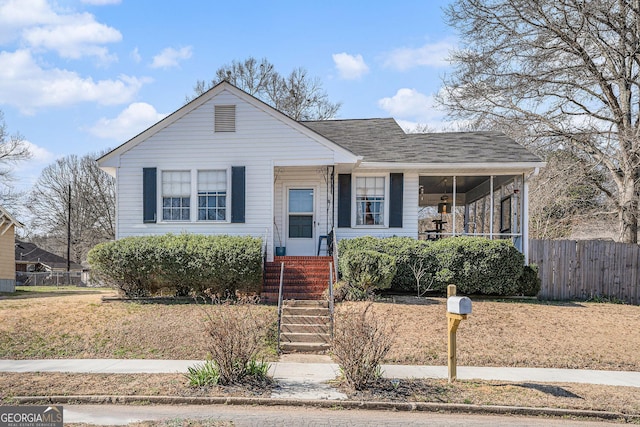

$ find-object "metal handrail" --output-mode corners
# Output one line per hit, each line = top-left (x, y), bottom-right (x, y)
(328, 262), (334, 340)
(276, 262), (285, 354)
(331, 227), (339, 280)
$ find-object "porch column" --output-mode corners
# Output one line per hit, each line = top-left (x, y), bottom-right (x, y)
(522, 175), (530, 264)
(489, 176), (494, 239)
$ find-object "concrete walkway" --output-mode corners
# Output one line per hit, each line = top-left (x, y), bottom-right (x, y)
(1, 357), (639, 389)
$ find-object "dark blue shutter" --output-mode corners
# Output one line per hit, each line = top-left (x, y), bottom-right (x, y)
(389, 173), (403, 228)
(231, 166), (245, 223)
(337, 174), (351, 228)
(143, 167), (157, 223)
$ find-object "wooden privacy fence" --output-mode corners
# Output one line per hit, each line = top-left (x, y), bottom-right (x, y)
(529, 239), (639, 305)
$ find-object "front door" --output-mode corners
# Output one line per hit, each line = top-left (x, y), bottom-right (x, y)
(286, 187), (315, 255)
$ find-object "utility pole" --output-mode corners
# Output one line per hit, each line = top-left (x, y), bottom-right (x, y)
(67, 183), (71, 273)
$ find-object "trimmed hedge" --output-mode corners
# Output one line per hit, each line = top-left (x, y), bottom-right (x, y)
(430, 237), (524, 295)
(88, 234), (263, 298)
(337, 236), (534, 296)
(338, 236), (432, 291)
(339, 249), (397, 293)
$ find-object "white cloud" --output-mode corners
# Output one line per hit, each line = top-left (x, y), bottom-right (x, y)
(378, 88), (449, 130)
(88, 102), (167, 141)
(150, 46), (193, 69)
(0, 0), (58, 44)
(0, 50), (148, 114)
(332, 52), (369, 80)
(383, 39), (455, 71)
(0, 0), (121, 62)
(13, 140), (57, 189)
(130, 47), (141, 63)
(22, 13), (121, 62)
(378, 88), (436, 118)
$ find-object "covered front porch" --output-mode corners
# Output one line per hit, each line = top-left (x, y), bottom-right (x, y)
(417, 173), (528, 255)
(269, 166), (533, 261)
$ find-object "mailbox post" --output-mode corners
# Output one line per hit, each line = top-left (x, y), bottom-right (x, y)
(446, 284), (471, 383)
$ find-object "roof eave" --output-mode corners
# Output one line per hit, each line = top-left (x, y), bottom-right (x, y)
(357, 161), (547, 173)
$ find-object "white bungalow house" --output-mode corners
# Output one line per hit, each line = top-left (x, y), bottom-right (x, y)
(98, 81), (544, 298)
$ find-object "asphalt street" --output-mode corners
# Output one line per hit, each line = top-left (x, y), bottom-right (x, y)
(63, 404), (626, 427)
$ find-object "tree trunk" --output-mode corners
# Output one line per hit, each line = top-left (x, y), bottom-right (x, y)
(618, 177), (639, 243)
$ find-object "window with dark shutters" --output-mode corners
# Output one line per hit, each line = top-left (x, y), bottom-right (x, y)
(143, 167), (157, 223)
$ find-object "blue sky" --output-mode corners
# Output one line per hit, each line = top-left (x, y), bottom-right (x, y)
(1, 0), (457, 190)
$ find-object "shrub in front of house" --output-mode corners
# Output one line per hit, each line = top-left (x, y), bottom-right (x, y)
(338, 249), (397, 299)
(337, 236), (530, 296)
(87, 236), (163, 297)
(517, 263), (541, 296)
(88, 234), (263, 297)
(338, 236), (432, 291)
(430, 237), (524, 295)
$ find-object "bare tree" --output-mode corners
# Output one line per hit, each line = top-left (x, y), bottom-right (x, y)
(441, 0), (640, 243)
(188, 57), (341, 120)
(529, 149), (610, 239)
(0, 110), (31, 208)
(27, 151), (115, 264)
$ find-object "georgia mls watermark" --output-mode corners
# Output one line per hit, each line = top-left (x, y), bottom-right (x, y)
(0, 406), (63, 427)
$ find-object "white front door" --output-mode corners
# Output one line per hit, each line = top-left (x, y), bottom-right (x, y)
(285, 187), (316, 256)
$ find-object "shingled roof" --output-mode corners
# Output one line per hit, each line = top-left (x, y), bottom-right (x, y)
(15, 240), (82, 271)
(302, 118), (542, 164)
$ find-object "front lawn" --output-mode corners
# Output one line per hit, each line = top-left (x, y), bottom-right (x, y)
(1, 288), (639, 371)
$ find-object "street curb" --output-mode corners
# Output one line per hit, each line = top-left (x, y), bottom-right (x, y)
(11, 395), (639, 423)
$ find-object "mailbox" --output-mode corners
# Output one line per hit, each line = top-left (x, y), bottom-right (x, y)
(447, 296), (472, 315)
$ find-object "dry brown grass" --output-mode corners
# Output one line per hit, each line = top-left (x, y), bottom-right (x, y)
(0, 289), (276, 360)
(338, 297), (640, 370)
(0, 372), (270, 400)
(1, 289), (640, 371)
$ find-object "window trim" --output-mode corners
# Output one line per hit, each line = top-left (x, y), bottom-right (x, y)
(197, 169), (230, 223)
(160, 170), (191, 222)
(158, 167), (231, 223)
(351, 174), (389, 228)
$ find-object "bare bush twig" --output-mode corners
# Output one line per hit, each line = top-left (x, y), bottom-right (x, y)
(332, 303), (395, 390)
(204, 303), (273, 385)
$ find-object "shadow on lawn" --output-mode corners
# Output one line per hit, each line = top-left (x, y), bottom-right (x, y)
(0, 289), (110, 300)
(515, 383), (583, 399)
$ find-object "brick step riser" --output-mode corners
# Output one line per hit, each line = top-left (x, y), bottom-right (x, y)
(280, 333), (330, 344)
(263, 284), (327, 290)
(261, 294), (324, 302)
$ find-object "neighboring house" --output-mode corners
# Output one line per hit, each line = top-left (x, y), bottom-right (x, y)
(14, 240), (83, 273)
(0, 206), (22, 292)
(98, 81), (545, 263)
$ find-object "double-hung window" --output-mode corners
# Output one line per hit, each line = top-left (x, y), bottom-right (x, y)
(162, 171), (191, 221)
(355, 176), (385, 225)
(198, 170), (227, 221)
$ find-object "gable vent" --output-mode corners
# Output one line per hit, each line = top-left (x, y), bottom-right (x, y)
(215, 105), (236, 132)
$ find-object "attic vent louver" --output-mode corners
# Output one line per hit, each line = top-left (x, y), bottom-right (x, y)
(215, 105), (236, 132)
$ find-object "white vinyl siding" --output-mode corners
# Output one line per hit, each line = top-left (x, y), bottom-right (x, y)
(334, 170), (419, 241)
(162, 171), (190, 221)
(113, 89), (343, 260)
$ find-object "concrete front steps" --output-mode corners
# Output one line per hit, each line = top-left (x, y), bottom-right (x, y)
(262, 256), (333, 302)
(280, 300), (331, 353)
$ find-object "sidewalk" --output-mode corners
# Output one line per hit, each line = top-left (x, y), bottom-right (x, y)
(1, 357), (639, 388)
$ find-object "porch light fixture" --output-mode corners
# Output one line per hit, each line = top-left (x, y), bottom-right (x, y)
(438, 195), (451, 214)
(438, 178), (452, 214)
